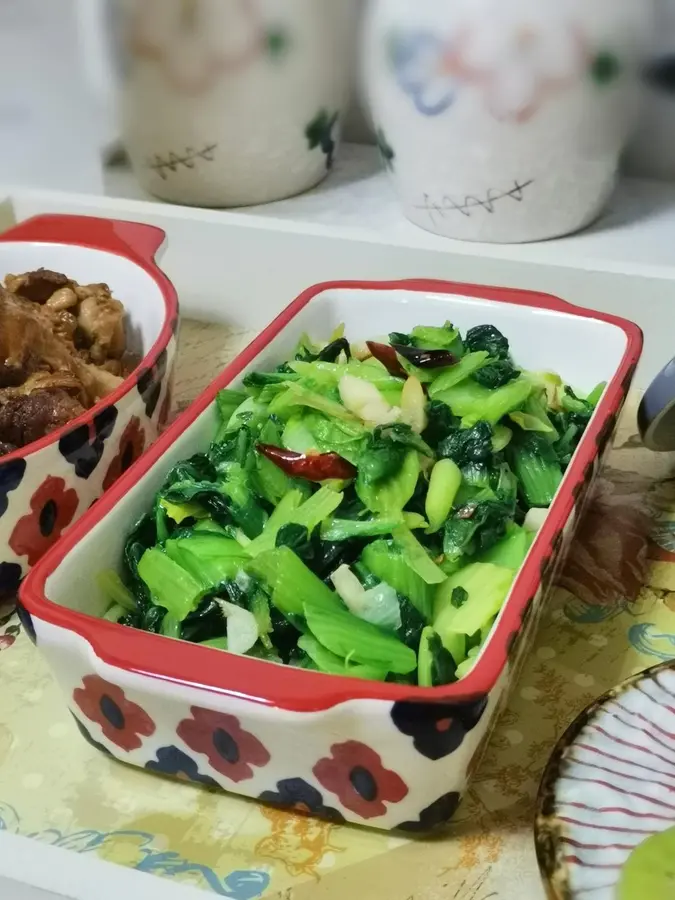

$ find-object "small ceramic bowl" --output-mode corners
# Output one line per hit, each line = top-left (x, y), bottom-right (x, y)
(0, 214), (178, 598)
(535, 660), (675, 900)
(21, 279), (640, 832)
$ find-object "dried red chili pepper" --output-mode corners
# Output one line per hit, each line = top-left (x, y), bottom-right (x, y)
(256, 444), (357, 482)
(366, 341), (406, 378)
(392, 344), (457, 370)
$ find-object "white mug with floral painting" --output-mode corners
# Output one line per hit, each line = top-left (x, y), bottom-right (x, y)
(363, 0), (655, 243)
(624, 0), (675, 180)
(119, 0), (356, 207)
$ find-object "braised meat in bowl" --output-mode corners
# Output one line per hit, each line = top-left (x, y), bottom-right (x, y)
(0, 269), (140, 456)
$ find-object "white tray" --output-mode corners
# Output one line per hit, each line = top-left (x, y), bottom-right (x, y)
(0, 832), (209, 900)
(3, 142), (675, 390)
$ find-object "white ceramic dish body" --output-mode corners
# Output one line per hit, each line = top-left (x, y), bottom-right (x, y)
(0, 214), (178, 598)
(21, 280), (640, 832)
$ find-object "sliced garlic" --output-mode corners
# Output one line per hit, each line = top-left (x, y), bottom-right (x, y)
(400, 376), (428, 434)
(338, 374), (401, 426)
(350, 342), (372, 362)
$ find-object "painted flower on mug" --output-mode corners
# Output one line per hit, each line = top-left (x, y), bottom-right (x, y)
(452, 2), (588, 121)
(128, 0), (276, 95)
(388, 31), (459, 116)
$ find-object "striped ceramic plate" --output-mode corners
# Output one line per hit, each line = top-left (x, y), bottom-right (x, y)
(535, 660), (675, 900)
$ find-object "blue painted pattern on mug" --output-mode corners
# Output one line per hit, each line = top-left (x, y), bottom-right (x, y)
(388, 32), (457, 116)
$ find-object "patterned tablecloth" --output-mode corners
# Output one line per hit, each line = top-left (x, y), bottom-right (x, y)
(1, 321), (674, 900)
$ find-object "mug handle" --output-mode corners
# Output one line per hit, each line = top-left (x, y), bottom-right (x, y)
(638, 358), (675, 451)
(0, 214), (166, 265)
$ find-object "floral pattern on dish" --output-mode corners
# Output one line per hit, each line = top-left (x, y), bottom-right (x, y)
(137, 349), (168, 419)
(313, 741), (408, 819)
(58, 406), (119, 480)
(0, 562), (22, 599)
(177, 708), (270, 783)
(396, 791), (461, 832)
(9, 477), (79, 566)
(259, 777), (345, 824)
(73, 675), (156, 751)
(391, 696), (488, 760)
(145, 745), (218, 787)
(0, 459), (27, 518)
(102, 417), (146, 490)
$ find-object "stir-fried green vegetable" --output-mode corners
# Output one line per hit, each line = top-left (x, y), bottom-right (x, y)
(100, 320), (604, 686)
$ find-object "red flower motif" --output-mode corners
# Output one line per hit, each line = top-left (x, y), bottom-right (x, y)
(313, 741), (408, 819)
(9, 476), (79, 566)
(177, 707), (270, 783)
(73, 675), (156, 752)
(102, 417), (146, 491)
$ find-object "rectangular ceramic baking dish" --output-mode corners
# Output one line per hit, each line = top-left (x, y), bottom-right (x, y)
(0, 214), (178, 597)
(20, 279), (642, 832)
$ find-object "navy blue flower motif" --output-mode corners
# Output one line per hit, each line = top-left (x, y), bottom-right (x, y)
(391, 696), (488, 760)
(71, 713), (113, 757)
(0, 562), (22, 600)
(14, 598), (35, 644)
(0, 459), (27, 518)
(59, 406), (118, 479)
(145, 746), (218, 787)
(137, 349), (168, 418)
(259, 778), (345, 824)
(396, 791), (461, 833)
(390, 32), (457, 116)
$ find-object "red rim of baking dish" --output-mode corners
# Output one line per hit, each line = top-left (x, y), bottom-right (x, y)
(22, 279), (642, 712)
(0, 214), (178, 465)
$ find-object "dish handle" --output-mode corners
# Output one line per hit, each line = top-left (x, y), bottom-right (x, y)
(638, 357), (675, 451)
(0, 214), (167, 266)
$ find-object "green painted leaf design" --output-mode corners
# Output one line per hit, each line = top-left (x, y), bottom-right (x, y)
(376, 128), (395, 171)
(591, 51), (621, 85)
(266, 28), (289, 60)
(305, 110), (340, 170)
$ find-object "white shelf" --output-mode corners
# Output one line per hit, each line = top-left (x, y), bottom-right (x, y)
(5, 142), (675, 389)
(0, 831), (210, 900)
(104, 143), (675, 277)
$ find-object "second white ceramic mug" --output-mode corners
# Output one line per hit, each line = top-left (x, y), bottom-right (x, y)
(624, 0), (675, 180)
(363, 0), (655, 243)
